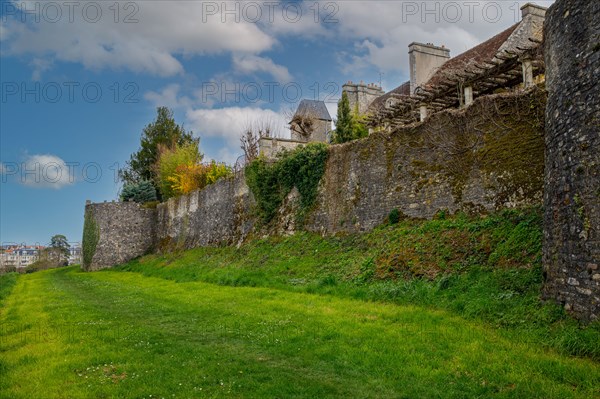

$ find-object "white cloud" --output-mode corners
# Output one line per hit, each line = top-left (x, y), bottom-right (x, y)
(144, 84), (192, 109)
(186, 106), (289, 148)
(1, 1), (275, 77)
(213, 146), (240, 166)
(0, 21), (10, 42)
(339, 1), (554, 76)
(261, 2), (330, 38)
(19, 154), (75, 189)
(346, 24), (480, 76)
(29, 58), (53, 81)
(232, 54), (292, 83)
(1, 0), (555, 84)
(261, 0), (554, 81)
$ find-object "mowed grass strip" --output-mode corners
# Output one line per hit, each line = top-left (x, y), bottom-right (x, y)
(1, 267), (599, 399)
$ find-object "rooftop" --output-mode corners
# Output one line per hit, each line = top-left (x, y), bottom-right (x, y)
(294, 100), (332, 122)
(367, 3), (546, 125)
(423, 23), (520, 90)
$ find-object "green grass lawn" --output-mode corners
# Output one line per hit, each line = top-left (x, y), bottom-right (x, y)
(1, 208), (599, 398)
(117, 208), (600, 360)
(0, 267), (599, 398)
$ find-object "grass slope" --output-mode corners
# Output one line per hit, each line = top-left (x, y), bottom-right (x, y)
(1, 267), (599, 398)
(1, 208), (599, 398)
(119, 208), (600, 360)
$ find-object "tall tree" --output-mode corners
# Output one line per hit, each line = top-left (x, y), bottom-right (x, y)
(350, 104), (369, 140)
(49, 234), (70, 256)
(333, 92), (352, 144)
(46, 234), (71, 267)
(333, 94), (369, 144)
(119, 107), (198, 197)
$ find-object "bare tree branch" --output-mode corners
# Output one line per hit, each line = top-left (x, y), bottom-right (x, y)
(239, 117), (280, 164)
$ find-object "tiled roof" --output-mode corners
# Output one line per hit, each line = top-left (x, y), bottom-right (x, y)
(294, 100), (332, 121)
(369, 81), (411, 110)
(368, 22), (524, 115)
(423, 23), (520, 89)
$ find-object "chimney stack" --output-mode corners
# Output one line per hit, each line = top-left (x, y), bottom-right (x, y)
(520, 3), (547, 19)
(408, 42), (450, 94)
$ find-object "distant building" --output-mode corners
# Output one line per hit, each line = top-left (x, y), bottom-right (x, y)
(259, 99), (332, 158)
(289, 99), (333, 143)
(0, 245), (45, 269)
(68, 246), (82, 265)
(342, 81), (385, 116)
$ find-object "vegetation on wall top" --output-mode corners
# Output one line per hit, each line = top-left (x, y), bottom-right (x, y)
(118, 106), (198, 199)
(245, 143), (329, 224)
(120, 180), (158, 204)
(156, 143), (233, 200)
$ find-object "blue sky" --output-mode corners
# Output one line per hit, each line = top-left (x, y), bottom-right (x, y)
(0, 0), (553, 245)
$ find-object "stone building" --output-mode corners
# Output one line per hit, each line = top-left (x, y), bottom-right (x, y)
(367, 2), (547, 128)
(408, 42), (451, 94)
(259, 99), (332, 158)
(289, 99), (332, 143)
(341, 81), (384, 115)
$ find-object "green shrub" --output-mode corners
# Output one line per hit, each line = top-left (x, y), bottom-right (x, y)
(202, 161), (233, 187)
(245, 156), (282, 223)
(333, 93), (369, 143)
(245, 143), (329, 224)
(434, 209), (448, 220)
(120, 180), (158, 203)
(388, 209), (400, 224)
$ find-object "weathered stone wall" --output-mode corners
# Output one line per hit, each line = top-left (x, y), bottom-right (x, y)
(307, 89), (546, 233)
(155, 173), (254, 250)
(259, 137), (306, 159)
(82, 201), (156, 271)
(542, 0), (600, 321)
(85, 88), (545, 269)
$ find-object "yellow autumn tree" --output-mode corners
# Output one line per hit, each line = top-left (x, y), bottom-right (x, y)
(156, 142), (202, 199)
(157, 142), (233, 199)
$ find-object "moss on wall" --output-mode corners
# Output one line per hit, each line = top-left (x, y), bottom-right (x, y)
(307, 87), (546, 233)
(399, 87), (546, 206)
(480, 94), (545, 203)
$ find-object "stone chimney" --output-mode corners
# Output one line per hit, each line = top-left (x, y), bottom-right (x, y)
(408, 42), (450, 94)
(520, 3), (547, 19)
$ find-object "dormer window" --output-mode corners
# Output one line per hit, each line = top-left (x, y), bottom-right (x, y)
(385, 98), (397, 109)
